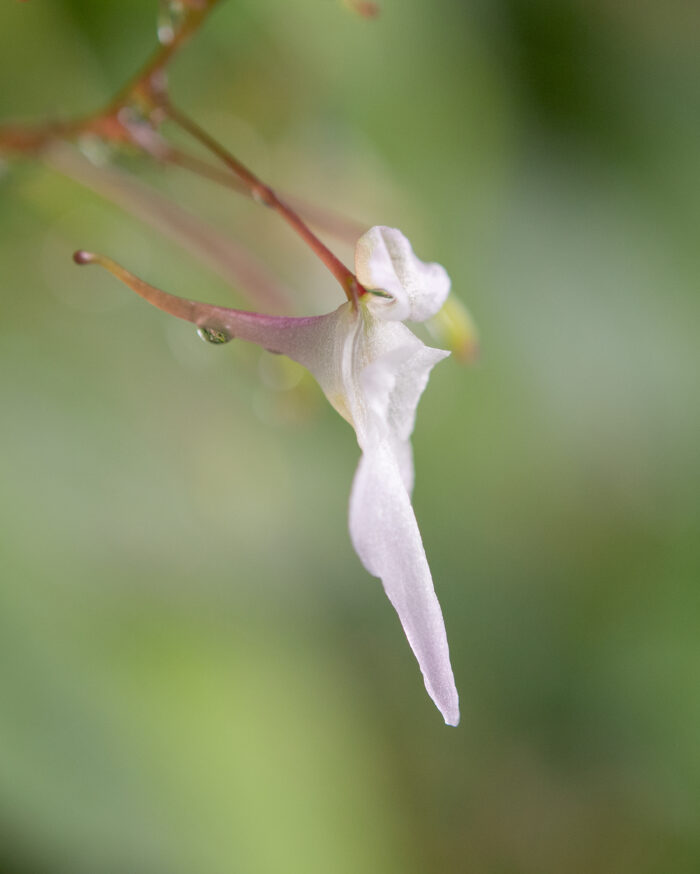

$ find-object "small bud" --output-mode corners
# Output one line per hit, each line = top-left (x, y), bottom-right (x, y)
(427, 295), (480, 364)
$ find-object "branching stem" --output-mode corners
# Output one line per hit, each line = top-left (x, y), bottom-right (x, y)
(0, 0), (367, 304)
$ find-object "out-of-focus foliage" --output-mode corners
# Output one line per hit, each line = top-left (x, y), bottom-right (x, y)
(1, 1), (699, 872)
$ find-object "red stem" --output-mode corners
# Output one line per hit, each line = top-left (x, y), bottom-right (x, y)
(163, 101), (365, 302)
(160, 146), (368, 244)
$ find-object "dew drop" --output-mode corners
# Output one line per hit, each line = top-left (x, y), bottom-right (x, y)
(157, 22), (175, 46)
(197, 326), (233, 345)
(157, 0), (186, 45)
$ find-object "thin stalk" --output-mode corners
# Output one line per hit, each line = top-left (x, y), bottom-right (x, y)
(162, 145), (368, 244)
(163, 101), (365, 302)
(105, 0), (224, 114)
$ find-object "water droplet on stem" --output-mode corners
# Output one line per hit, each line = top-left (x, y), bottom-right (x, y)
(197, 326), (233, 345)
(157, 0), (186, 45)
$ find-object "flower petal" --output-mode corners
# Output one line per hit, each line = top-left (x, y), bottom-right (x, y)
(355, 316), (449, 493)
(349, 437), (460, 726)
(354, 226), (451, 322)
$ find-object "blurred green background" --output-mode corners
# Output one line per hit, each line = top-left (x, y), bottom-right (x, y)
(1, 1), (699, 872)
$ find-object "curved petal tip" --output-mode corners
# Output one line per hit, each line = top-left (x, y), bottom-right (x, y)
(355, 226), (451, 322)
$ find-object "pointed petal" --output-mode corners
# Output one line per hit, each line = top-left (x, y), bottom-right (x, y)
(354, 226), (451, 322)
(349, 437), (459, 725)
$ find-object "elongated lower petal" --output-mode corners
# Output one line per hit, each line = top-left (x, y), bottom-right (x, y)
(349, 438), (459, 726)
(356, 319), (449, 494)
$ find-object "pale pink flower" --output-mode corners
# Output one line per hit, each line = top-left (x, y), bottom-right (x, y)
(76, 226), (459, 725)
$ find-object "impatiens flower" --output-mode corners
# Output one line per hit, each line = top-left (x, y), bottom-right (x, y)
(75, 226), (460, 725)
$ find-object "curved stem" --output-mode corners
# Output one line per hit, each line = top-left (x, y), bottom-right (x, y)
(163, 101), (365, 302)
(161, 145), (368, 244)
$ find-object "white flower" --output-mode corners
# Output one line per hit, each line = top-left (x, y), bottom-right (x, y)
(75, 226), (460, 725)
